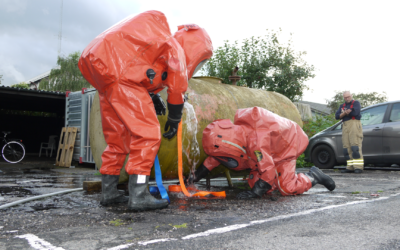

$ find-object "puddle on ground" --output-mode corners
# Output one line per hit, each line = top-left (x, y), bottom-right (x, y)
(0, 168), (101, 206)
(0, 186), (32, 197)
(18, 177), (281, 213)
(0, 169), (344, 215)
(30, 203), (60, 211)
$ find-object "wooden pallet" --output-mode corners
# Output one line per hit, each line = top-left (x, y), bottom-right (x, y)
(56, 127), (78, 167)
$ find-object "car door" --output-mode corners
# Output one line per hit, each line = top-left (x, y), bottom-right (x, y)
(360, 104), (388, 163)
(383, 103), (400, 165)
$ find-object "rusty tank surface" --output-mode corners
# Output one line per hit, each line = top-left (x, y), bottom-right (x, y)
(89, 76), (303, 183)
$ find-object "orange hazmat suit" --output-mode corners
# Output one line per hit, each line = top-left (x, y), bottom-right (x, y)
(78, 11), (213, 176)
(202, 107), (312, 196)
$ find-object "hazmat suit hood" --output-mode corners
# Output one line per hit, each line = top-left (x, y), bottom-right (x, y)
(173, 24), (213, 79)
(202, 119), (248, 167)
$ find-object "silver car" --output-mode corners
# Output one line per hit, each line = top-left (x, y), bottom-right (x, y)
(304, 100), (400, 169)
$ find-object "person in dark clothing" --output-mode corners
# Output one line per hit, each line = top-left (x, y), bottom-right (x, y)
(335, 91), (364, 173)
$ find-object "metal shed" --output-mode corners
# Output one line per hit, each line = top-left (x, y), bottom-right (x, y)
(0, 85), (65, 153)
(65, 88), (97, 164)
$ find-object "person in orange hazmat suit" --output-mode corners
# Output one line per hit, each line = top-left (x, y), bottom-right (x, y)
(78, 11), (213, 210)
(187, 107), (336, 199)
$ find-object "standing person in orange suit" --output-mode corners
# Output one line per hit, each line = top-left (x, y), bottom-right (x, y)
(79, 11), (213, 210)
(188, 107), (335, 199)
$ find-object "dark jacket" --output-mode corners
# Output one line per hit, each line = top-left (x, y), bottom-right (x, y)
(335, 100), (361, 121)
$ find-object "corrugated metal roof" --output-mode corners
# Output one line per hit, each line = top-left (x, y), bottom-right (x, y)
(0, 85), (65, 114)
(0, 85), (65, 96)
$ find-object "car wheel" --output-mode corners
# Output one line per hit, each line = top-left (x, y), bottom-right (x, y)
(311, 145), (336, 169)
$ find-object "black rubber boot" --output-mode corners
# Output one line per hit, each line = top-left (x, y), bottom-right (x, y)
(186, 164), (210, 185)
(306, 166), (336, 191)
(237, 179), (272, 199)
(128, 175), (169, 211)
(100, 175), (128, 206)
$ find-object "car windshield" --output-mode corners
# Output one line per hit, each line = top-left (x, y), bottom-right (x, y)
(333, 121), (342, 130)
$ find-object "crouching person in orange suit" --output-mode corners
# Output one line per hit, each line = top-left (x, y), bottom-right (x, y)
(188, 107), (335, 199)
(79, 11), (213, 210)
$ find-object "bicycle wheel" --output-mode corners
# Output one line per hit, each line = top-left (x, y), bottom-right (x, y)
(2, 141), (25, 163)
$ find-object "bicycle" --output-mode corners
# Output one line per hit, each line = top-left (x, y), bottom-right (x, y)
(1, 131), (25, 163)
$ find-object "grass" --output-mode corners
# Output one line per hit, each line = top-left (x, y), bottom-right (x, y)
(352, 191), (360, 194)
(109, 219), (123, 226)
(169, 223), (187, 229)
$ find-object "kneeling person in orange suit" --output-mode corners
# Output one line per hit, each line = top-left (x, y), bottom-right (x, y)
(188, 107), (336, 199)
(79, 11), (213, 210)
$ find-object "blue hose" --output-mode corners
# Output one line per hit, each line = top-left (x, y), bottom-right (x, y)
(153, 155), (170, 203)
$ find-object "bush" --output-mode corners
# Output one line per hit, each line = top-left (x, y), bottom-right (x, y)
(11, 82), (30, 89)
(302, 114), (337, 138)
(296, 154), (313, 168)
(296, 114), (338, 168)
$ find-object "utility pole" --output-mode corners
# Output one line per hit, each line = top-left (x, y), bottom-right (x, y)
(57, 0), (63, 55)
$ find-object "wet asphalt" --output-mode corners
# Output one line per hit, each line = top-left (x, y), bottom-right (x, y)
(1, 157), (400, 249)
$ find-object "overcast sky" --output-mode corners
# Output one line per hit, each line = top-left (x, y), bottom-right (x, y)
(1, 0), (399, 104)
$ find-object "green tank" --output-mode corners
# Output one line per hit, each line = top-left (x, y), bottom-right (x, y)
(89, 76), (303, 183)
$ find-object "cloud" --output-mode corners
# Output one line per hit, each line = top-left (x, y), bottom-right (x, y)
(1, 0), (27, 14)
(0, 54), (25, 83)
(0, 0), (137, 85)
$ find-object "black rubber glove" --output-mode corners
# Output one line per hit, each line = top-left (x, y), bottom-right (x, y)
(237, 178), (272, 200)
(163, 121), (179, 139)
(150, 93), (166, 116)
(163, 102), (184, 139)
(184, 163), (210, 185)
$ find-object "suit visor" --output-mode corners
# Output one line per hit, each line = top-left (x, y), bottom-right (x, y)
(192, 59), (209, 76)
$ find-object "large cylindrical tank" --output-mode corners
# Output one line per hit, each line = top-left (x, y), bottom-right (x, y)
(89, 76), (303, 182)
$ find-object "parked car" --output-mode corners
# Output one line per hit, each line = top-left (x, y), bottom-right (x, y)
(304, 100), (400, 169)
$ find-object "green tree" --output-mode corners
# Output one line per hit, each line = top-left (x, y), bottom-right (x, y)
(201, 30), (316, 101)
(39, 51), (91, 91)
(10, 82), (30, 89)
(326, 91), (388, 113)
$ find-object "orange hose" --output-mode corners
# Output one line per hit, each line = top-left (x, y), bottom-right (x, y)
(175, 121), (226, 198)
(177, 121), (192, 197)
